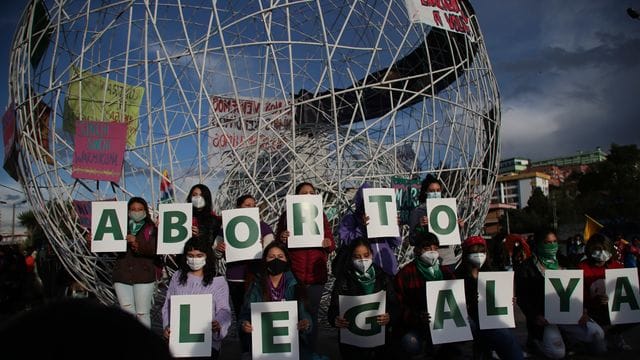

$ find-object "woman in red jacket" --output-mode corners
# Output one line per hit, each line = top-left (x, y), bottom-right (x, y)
(578, 233), (632, 351)
(276, 182), (335, 355)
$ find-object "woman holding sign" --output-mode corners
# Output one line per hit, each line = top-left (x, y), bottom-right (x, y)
(112, 197), (157, 328)
(328, 238), (396, 359)
(409, 175), (462, 272)
(515, 230), (606, 359)
(275, 182), (336, 355)
(338, 184), (402, 276)
(456, 236), (523, 360)
(578, 233), (632, 351)
(393, 231), (458, 357)
(187, 184), (222, 247)
(239, 241), (312, 358)
(161, 236), (231, 359)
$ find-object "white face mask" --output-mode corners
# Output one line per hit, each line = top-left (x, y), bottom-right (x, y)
(467, 252), (487, 268)
(419, 250), (439, 266)
(591, 250), (611, 263)
(353, 258), (373, 273)
(426, 192), (441, 199)
(128, 211), (146, 223)
(186, 256), (207, 271)
(191, 195), (205, 209)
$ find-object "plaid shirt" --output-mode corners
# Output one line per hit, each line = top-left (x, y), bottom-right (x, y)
(394, 261), (455, 330)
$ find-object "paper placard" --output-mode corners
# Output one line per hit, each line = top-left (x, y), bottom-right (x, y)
(157, 203), (193, 254)
(544, 270), (583, 324)
(426, 279), (473, 344)
(426, 198), (461, 246)
(286, 195), (324, 248)
(91, 201), (127, 252)
(222, 208), (262, 263)
(605, 268), (640, 325)
(251, 301), (299, 360)
(169, 294), (213, 358)
(478, 271), (515, 329)
(339, 291), (386, 347)
(363, 188), (400, 238)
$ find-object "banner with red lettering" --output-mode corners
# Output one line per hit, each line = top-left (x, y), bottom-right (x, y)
(208, 95), (292, 172)
(72, 121), (127, 183)
(404, 0), (473, 39)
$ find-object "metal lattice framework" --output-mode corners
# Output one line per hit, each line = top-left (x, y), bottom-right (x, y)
(8, 0), (500, 304)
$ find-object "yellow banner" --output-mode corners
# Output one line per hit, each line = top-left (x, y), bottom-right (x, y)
(63, 67), (144, 147)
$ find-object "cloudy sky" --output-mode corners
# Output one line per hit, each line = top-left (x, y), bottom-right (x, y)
(0, 1), (638, 233)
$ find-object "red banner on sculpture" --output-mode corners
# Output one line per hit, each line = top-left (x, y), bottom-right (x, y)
(72, 121), (127, 183)
(2, 103), (19, 181)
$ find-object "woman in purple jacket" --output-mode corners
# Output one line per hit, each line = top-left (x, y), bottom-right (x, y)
(338, 183), (401, 276)
(162, 237), (232, 359)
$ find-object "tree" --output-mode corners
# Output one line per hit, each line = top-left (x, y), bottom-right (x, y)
(500, 187), (553, 234)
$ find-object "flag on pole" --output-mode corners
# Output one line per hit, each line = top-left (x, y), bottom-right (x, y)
(583, 214), (603, 242)
(160, 170), (174, 204)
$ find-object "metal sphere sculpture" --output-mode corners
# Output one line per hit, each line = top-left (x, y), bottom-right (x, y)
(8, 0), (500, 303)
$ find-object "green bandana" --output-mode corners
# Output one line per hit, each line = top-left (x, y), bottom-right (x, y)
(415, 258), (443, 281)
(129, 220), (143, 236)
(537, 242), (559, 270)
(353, 266), (376, 294)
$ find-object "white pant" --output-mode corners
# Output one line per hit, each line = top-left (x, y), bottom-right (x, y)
(114, 282), (155, 328)
(539, 321), (606, 359)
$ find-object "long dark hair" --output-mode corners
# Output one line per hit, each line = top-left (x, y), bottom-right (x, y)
(334, 237), (374, 276)
(418, 174), (443, 203)
(127, 197), (153, 225)
(178, 237), (216, 286)
(186, 184), (213, 215)
(236, 194), (255, 207)
(257, 242), (306, 302)
(585, 233), (615, 263)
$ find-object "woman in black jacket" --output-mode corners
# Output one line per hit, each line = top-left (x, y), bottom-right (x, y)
(328, 238), (396, 360)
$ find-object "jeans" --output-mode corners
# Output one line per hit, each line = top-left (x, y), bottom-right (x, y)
(538, 321), (606, 359)
(113, 282), (155, 328)
(469, 318), (523, 360)
(303, 284), (324, 353)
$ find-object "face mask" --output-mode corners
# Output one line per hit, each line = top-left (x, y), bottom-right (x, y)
(71, 290), (89, 299)
(467, 252), (487, 268)
(191, 195), (205, 209)
(186, 256), (207, 271)
(419, 250), (439, 266)
(128, 211), (146, 223)
(266, 258), (289, 275)
(538, 242), (558, 259)
(352, 258), (373, 273)
(426, 192), (441, 199)
(591, 250), (611, 263)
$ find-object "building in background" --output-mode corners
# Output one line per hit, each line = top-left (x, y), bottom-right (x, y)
(492, 171), (550, 209)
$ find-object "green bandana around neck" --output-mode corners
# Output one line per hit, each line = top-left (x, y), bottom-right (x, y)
(353, 265), (376, 294)
(415, 257), (443, 281)
(537, 242), (559, 270)
(129, 220), (144, 236)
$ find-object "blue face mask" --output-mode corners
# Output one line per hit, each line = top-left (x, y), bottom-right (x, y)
(426, 192), (441, 199)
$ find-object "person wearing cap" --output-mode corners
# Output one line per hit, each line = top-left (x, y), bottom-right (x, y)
(456, 236), (523, 360)
(578, 233), (633, 351)
(393, 231), (460, 357)
(515, 230), (606, 359)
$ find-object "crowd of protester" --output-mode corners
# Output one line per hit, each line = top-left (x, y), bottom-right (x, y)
(1, 176), (639, 360)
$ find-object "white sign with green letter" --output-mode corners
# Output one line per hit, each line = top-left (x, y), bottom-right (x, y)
(91, 201), (128, 252)
(286, 195), (324, 248)
(157, 203), (193, 255)
(169, 294), (213, 358)
(251, 300), (299, 360)
(544, 270), (583, 324)
(478, 271), (515, 329)
(363, 188), (399, 238)
(426, 279), (473, 344)
(338, 291), (386, 347)
(426, 198), (461, 246)
(222, 208), (262, 263)
(605, 268), (640, 325)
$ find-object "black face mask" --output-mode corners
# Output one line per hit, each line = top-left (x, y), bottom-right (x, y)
(266, 258), (288, 275)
